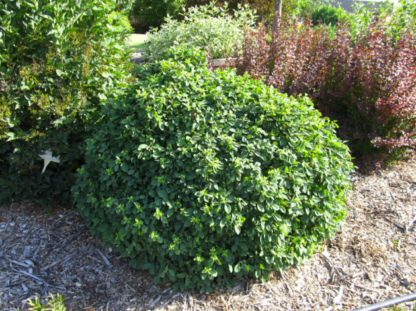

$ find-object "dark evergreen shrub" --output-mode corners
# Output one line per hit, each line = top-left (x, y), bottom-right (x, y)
(72, 46), (354, 292)
(0, 0), (133, 206)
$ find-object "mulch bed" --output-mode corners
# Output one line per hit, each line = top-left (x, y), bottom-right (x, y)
(1, 161), (415, 310)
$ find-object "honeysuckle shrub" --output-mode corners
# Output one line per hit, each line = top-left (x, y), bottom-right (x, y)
(0, 0), (132, 206)
(72, 46), (354, 292)
(141, 2), (256, 61)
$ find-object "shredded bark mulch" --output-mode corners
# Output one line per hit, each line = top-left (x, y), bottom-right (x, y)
(1, 161), (416, 310)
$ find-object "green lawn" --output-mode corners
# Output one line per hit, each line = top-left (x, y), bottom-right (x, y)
(127, 34), (147, 52)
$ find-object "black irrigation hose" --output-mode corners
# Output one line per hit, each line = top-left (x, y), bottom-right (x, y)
(353, 293), (416, 311)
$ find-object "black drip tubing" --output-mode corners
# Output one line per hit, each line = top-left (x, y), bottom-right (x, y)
(353, 293), (416, 311)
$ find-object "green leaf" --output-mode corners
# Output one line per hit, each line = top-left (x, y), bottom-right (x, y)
(157, 189), (168, 199)
(183, 218), (191, 228)
(177, 272), (187, 278)
(211, 269), (218, 277)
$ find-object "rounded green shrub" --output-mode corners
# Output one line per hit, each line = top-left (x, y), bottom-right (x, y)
(312, 5), (349, 26)
(72, 46), (354, 292)
(0, 0), (132, 206)
(129, 0), (186, 31)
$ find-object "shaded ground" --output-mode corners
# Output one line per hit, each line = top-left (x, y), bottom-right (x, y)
(1, 161), (416, 310)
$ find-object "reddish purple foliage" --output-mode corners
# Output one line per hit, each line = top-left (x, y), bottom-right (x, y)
(235, 17), (416, 165)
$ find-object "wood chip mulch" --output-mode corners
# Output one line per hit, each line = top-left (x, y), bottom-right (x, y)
(1, 161), (416, 310)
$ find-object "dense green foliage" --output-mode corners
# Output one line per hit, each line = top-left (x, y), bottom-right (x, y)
(109, 11), (134, 33)
(115, 0), (134, 11)
(129, 0), (185, 31)
(72, 46), (354, 292)
(128, 0), (337, 33)
(311, 5), (349, 26)
(142, 3), (256, 61)
(0, 0), (132, 206)
(245, 0), (335, 26)
(347, 0), (416, 43)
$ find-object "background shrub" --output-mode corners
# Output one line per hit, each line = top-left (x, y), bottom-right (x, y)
(226, 0), (335, 27)
(339, 23), (416, 161)
(347, 0), (416, 44)
(236, 16), (416, 167)
(0, 0), (132, 206)
(311, 5), (349, 26)
(128, 0), (338, 34)
(252, 0), (336, 26)
(141, 2), (256, 61)
(109, 11), (134, 33)
(72, 46), (353, 292)
(129, 0), (185, 32)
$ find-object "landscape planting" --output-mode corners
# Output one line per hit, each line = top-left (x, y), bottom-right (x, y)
(141, 2), (256, 61)
(2, 0), (416, 308)
(72, 46), (354, 292)
(0, 0), (132, 206)
(129, 0), (337, 31)
(129, 0), (185, 31)
(346, 0), (416, 44)
(236, 10), (416, 167)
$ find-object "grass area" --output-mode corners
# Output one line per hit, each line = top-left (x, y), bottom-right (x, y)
(127, 33), (147, 52)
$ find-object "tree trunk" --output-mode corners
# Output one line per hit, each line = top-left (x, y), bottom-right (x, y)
(272, 0), (282, 34)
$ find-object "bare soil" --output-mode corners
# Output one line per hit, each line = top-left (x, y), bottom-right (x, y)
(1, 161), (416, 310)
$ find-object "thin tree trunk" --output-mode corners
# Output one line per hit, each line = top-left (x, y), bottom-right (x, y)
(272, 0), (282, 34)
